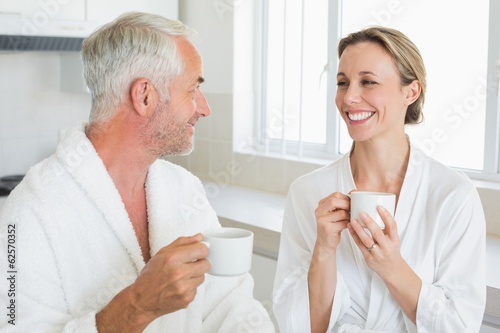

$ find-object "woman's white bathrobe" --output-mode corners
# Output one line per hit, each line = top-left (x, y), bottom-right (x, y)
(0, 126), (274, 332)
(273, 144), (486, 333)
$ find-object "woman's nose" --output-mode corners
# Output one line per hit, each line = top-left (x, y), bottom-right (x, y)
(343, 84), (361, 105)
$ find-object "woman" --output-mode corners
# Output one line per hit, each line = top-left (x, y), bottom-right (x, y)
(273, 26), (486, 333)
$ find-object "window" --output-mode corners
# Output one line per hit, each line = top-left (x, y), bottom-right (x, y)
(340, 0), (490, 171)
(237, 0), (500, 181)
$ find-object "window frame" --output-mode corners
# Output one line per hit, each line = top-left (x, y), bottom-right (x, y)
(252, 0), (500, 181)
(479, 0), (500, 182)
(254, 0), (342, 160)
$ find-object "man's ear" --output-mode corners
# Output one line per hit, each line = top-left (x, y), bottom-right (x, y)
(405, 80), (421, 106)
(130, 78), (158, 116)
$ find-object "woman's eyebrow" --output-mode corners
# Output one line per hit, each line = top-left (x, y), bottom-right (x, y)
(336, 71), (380, 78)
(359, 71), (379, 77)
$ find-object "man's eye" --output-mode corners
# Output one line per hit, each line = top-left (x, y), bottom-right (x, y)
(191, 89), (199, 100)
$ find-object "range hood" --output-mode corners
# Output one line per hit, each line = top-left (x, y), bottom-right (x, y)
(0, 13), (99, 52)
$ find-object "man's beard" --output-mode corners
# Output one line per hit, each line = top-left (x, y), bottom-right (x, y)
(141, 101), (194, 158)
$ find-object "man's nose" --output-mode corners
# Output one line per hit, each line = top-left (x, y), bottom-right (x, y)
(196, 90), (211, 117)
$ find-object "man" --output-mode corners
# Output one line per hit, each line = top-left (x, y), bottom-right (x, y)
(0, 12), (274, 332)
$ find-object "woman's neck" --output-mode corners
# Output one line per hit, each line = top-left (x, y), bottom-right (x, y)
(350, 134), (410, 197)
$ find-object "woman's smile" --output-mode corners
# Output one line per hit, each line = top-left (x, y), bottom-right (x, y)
(346, 111), (375, 122)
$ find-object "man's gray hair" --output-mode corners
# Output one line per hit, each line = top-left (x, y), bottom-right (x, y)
(82, 12), (197, 122)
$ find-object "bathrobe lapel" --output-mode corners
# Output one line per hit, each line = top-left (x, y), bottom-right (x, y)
(145, 161), (217, 256)
(56, 127), (145, 273)
(363, 144), (425, 329)
(344, 144), (425, 330)
(56, 126), (218, 274)
(146, 161), (185, 256)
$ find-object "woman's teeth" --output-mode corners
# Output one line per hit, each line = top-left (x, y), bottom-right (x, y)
(348, 112), (374, 121)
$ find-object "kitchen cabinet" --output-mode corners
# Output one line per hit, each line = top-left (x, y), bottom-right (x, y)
(59, 0), (178, 93)
(0, 0), (85, 20)
(86, 0), (178, 26)
(0, 0), (178, 28)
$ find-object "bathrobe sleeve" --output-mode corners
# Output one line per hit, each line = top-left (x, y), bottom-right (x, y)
(202, 273), (275, 332)
(0, 198), (99, 333)
(412, 184), (486, 333)
(273, 174), (351, 333)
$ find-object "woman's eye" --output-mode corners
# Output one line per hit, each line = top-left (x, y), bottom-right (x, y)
(337, 81), (348, 87)
(362, 80), (377, 86)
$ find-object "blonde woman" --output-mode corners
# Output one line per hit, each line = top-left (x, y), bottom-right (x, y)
(273, 26), (485, 333)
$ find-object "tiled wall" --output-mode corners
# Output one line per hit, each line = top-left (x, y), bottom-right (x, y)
(0, 52), (91, 177)
(166, 92), (324, 196)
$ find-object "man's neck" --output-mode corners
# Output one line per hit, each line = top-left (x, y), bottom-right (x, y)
(87, 119), (154, 262)
(86, 119), (155, 199)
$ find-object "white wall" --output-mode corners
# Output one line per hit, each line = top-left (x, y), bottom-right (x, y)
(179, 0), (233, 94)
(0, 52), (90, 177)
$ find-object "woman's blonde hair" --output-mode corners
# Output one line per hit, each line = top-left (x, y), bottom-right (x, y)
(338, 26), (426, 124)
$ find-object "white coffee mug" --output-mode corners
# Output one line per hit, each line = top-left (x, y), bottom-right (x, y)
(202, 227), (254, 276)
(350, 191), (396, 229)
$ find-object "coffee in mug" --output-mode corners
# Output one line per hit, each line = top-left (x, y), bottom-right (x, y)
(202, 227), (254, 276)
(350, 191), (395, 229)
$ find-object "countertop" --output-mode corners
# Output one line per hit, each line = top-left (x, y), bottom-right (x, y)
(205, 183), (285, 234)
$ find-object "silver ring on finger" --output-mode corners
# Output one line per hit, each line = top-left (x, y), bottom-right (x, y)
(366, 243), (378, 251)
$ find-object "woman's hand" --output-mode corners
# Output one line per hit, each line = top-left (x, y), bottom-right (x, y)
(347, 206), (422, 322)
(313, 192), (351, 261)
(309, 192), (351, 333)
(347, 205), (403, 278)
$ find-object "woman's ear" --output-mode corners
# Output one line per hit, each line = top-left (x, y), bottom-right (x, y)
(405, 80), (421, 105)
(130, 78), (158, 117)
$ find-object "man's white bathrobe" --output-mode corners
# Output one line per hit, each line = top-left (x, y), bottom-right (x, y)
(0, 126), (274, 332)
(273, 144), (486, 333)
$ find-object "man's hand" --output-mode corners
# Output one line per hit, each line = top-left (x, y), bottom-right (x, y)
(132, 233), (210, 316)
(96, 233), (210, 332)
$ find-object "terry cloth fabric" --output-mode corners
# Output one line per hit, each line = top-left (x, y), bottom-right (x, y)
(0, 124), (274, 332)
(273, 143), (486, 333)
